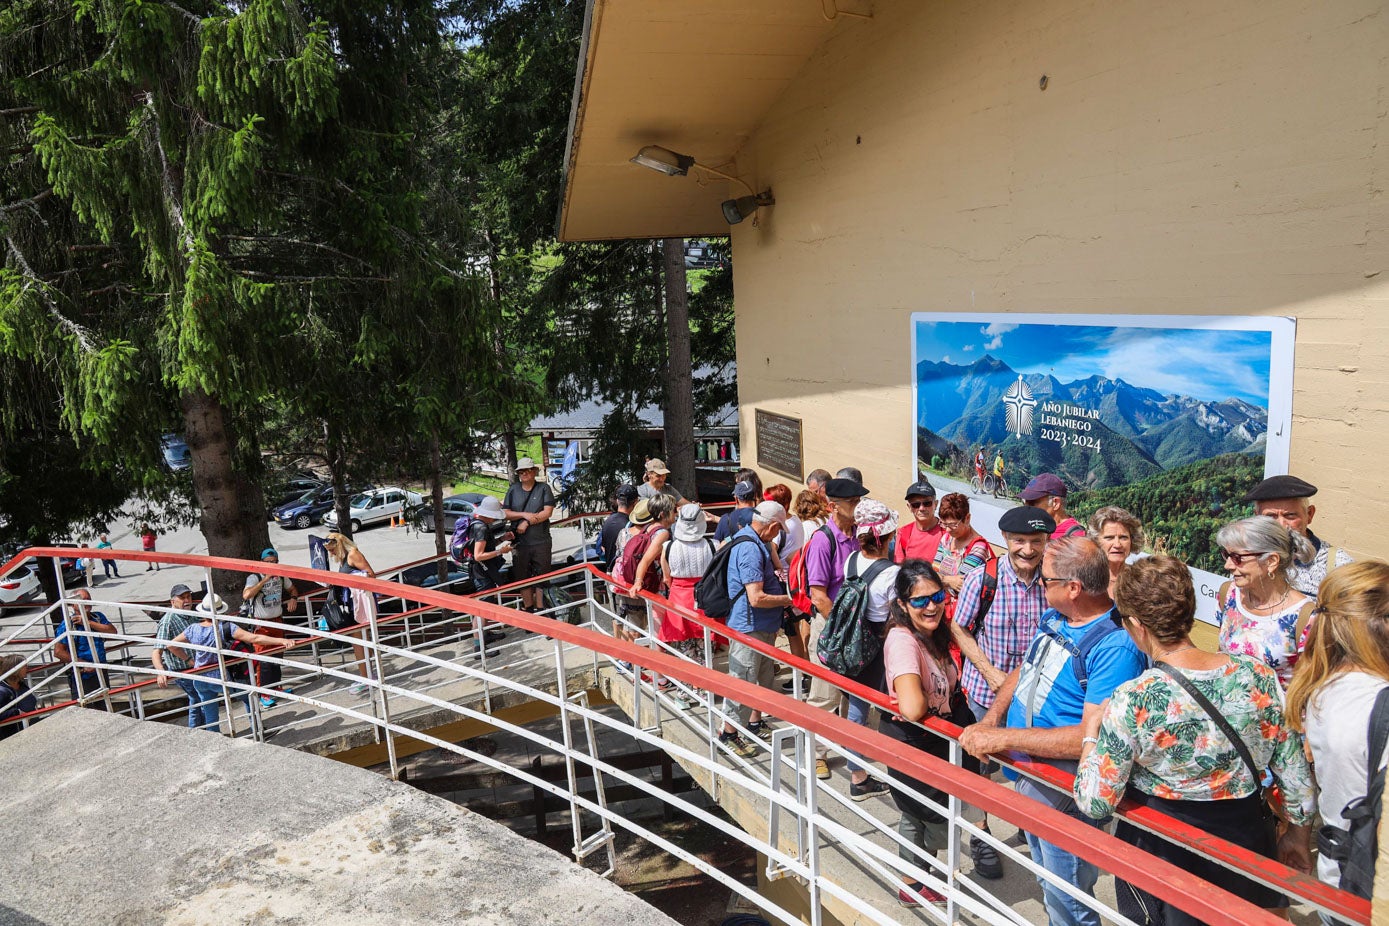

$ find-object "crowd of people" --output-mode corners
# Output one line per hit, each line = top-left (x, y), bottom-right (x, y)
(599, 461), (1384, 920)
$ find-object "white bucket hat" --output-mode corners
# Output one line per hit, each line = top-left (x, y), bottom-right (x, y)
(475, 496), (505, 519)
(673, 503), (705, 542)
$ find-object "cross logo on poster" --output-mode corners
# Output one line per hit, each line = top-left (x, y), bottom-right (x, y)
(1002, 375), (1037, 438)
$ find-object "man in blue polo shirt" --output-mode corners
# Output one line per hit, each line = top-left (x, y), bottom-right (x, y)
(960, 536), (1145, 926)
(52, 588), (117, 704)
(717, 501), (792, 759)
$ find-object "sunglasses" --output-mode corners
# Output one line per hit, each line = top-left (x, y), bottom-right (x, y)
(1221, 549), (1262, 565)
(907, 590), (948, 608)
(1040, 575), (1073, 586)
(907, 499), (935, 510)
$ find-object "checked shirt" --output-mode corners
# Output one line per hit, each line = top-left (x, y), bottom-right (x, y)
(954, 554), (1047, 710)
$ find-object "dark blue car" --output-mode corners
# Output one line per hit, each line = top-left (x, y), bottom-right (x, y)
(275, 485), (370, 530)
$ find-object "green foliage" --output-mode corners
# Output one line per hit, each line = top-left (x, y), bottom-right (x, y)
(1070, 454), (1263, 572)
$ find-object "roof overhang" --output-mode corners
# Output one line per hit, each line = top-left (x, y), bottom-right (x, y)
(558, 0), (856, 241)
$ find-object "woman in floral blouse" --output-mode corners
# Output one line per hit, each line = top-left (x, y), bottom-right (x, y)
(1213, 515), (1317, 688)
(1074, 555), (1315, 924)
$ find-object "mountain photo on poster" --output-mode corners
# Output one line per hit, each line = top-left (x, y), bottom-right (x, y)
(912, 318), (1278, 571)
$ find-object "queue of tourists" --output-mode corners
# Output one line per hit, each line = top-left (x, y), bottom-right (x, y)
(600, 460), (1382, 920)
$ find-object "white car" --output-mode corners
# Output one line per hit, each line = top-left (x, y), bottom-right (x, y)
(323, 487), (424, 533)
(0, 564), (40, 606)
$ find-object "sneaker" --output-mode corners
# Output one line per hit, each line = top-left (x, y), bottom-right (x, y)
(471, 643), (500, 659)
(718, 730), (757, 758)
(746, 720), (775, 741)
(349, 682), (369, 697)
(780, 677), (811, 694)
(815, 759), (831, 780)
(897, 882), (947, 907)
(970, 835), (1003, 880)
(849, 777), (890, 802)
(258, 696), (277, 709)
(482, 629), (507, 644)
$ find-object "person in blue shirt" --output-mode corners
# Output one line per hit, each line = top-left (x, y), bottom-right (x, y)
(52, 588), (117, 704)
(717, 501), (793, 758)
(714, 478), (760, 544)
(960, 535), (1146, 926)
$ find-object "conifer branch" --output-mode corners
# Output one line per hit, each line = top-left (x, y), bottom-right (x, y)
(4, 235), (97, 353)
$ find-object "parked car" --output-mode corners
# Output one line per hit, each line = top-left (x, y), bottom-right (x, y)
(160, 433), (191, 471)
(417, 493), (488, 533)
(323, 487), (424, 533)
(0, 564), (40, 606)
(274, 485), (371, 530)
(266, 477), (327, 517)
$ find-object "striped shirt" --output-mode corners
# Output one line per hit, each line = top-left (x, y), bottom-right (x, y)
(953, 555), (1046, 709)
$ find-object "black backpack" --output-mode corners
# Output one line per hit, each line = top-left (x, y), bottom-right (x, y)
(817, 553), (893, 678)
(1318, 687), (1389, 899)
(694, 536), (758, 619)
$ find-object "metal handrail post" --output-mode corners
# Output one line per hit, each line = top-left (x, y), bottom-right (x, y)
(947, 737), (964, 924)
(366, 607), (399, 778)
(206, 566), (239, 737)
(804, 730), (823, 926)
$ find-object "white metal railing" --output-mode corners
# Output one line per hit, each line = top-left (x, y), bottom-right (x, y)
(0, 546), (1365, 926)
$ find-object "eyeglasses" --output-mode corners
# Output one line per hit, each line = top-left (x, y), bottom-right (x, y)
(939, 519), (962, 529)
(907, 590), (948, 607)
(908, 500), (935, 510)
(1040, 575), (1073, 586)
(1221, 549), (1262, 565)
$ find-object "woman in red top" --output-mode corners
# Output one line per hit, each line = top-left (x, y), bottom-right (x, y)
(140, 523), (160, 572)
(893, 480), (946, 564)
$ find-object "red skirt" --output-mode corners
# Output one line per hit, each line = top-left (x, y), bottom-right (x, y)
(662, 577), (706, 642)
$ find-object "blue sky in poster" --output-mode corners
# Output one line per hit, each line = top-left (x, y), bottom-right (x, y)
(914, 321), (1273, 407)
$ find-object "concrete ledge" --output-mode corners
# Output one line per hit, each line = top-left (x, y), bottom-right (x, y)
(0, 708), (678, 926)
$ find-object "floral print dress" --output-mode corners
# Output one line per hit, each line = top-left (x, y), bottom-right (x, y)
(1215, 585), (1313, 688)
(1073, 656), (1315, 825)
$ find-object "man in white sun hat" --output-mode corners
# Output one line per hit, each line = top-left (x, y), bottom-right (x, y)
(503, 457), (556, 612)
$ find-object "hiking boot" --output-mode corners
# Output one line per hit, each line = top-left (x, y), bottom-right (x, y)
(718, 730), (756, 758)
(815, 759), (831, 780)
(898, 882), (947, 907)
(970, 834), (1004, 880)
(745, 720), (775, 741)
(849, 777), (890, 802)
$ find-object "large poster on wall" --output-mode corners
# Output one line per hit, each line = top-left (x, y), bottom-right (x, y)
(911, 313), (1296, 623)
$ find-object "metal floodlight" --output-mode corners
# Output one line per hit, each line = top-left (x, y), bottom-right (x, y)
(721, 191), (776, 225)
(630, 145), (694, 177)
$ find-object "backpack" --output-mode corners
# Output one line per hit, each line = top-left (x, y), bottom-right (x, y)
(1318, 687), (1389, 899)
(788, 525), (833, 614)
(449, 514), (477, 564)
(817, 553), (894, 678)
(1035, 613), (1124, 692)
(619, 526), (662, 592)
(694, 535), (757, 619)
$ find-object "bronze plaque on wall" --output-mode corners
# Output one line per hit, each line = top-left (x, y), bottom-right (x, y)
(755, 409), (804, 481)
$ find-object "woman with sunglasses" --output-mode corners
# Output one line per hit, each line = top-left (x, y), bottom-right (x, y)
(878, 558), (960, 907)
(1214, 515), (1317, 688)
(1074, 555), (1315, 924)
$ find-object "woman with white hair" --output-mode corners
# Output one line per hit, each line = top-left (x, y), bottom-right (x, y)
(1214, 515), (1317, 688)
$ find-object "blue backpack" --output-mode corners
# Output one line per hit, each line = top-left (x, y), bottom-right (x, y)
(1035, 614), (1124, 691)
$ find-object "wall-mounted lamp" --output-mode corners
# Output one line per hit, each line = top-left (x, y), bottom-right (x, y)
(630, 144), (775, 226)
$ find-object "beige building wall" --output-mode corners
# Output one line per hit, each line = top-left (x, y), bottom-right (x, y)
(729, 0), (1388, 561)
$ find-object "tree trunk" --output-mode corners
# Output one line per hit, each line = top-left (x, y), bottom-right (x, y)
(325, 418), (351, 538)
(485, 227), (521, 478)
(181, 388), (269, 596)
(430, 431), (448, 583)
(661, 237), (697, 501)
(502, 428), (518, 476)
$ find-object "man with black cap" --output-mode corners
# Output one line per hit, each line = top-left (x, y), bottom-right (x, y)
(598, 485), (639, 573)
(153, 583), (208, 728)
(894, 478), (945, 564)
(802, 474), (870, 779)
(1241, 474), (1353, 596)
(950, 505), (1052, 880)
(1020, 473), (1086, 539)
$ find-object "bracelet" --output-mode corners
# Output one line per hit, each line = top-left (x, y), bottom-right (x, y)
(1081, 736), (1099, 748)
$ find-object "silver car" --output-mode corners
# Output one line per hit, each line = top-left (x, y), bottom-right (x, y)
(323, 487), (424, 533)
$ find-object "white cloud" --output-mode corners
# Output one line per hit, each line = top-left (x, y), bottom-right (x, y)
(1093, 329), (1269, 403)
(962, 344), (975, 352)
(942, 354), (952, 364)
(980, 322), (1017, 352)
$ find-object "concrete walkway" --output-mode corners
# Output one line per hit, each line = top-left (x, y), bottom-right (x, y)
(0, 708), (679, 926)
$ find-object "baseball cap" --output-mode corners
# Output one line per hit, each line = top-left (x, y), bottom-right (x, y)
(732, 480), (757, 501)
(170, 583), (193, 598)
(614, 484), (640, 504)
(1019, 473), (1068, 501)
(904, 479), (936, 500)
(261, 547), (277, 559)
(645, 458), (670, 475)
(752, 501), (788, 527)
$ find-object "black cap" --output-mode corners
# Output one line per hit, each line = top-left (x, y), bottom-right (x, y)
(999, 506), (1055, 535)
(904, 479), (936, 500)
(170, 583), (193, 598)
(614, 484), (639, 503)
(825, 477), (869, 499)
(732, 480), (757, 500)
(1240, 475), (1318, 503)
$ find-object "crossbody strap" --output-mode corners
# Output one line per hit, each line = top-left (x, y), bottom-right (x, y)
(1365, 688), (1389, 794)
(1155, 661), (1264, 798)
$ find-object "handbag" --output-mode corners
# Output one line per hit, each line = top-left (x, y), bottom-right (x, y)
(320, 593), (355, 632)
(1154, 661), (1278, 832)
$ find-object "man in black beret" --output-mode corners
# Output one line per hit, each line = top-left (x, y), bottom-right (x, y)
(1240, 474), (1352, 596)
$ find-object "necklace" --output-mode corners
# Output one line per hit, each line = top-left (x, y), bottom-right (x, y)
(1244, 583), (1291, 612)
(1154, 643), (1199, 661)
